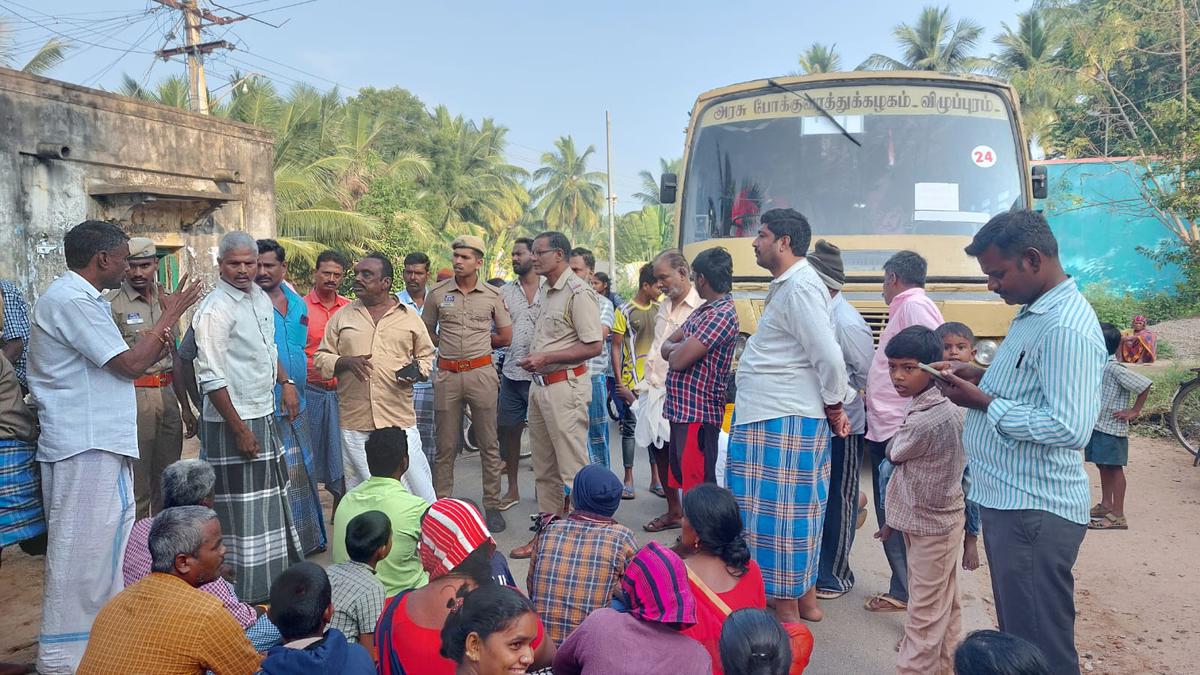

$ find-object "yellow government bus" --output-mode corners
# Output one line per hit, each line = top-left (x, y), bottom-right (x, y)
(661, 71), (1046, 366)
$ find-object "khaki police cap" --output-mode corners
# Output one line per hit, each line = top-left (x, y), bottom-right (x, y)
(451, 235), (486, 257)
(127, 237), (157, 260)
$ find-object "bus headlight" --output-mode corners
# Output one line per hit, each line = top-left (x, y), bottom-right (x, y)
(974, 339), (999, 366)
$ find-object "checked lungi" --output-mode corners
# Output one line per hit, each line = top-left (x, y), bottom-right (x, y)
(278, 413), (327, 555)
(727, 415), (831, 599)
(413, 383), (436, 468)
(304, 383), (345, 497)
(0, 438), (45, 547)
(202, 416), (302, 604)
(586, 374), (610, 467)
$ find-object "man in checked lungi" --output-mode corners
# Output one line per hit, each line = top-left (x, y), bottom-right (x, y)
(727, 208), (853, 624)
(193, 231), (303, 604)
(29, 221), (201, 673)
(256, 238), (327, 555)
(396, 251), (437, 470)
(0, 352), (41, 562)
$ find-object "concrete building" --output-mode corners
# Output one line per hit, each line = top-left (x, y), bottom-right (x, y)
(0, 67), (275, 300)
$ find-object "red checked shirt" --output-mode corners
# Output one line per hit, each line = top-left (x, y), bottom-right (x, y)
(665, 295), (740, 424)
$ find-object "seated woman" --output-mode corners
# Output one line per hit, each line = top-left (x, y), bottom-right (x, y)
(121, 459), (257, 629)
(553, 541), (711, 674)
(376, 498), (554, 675)
(1119, 315), (1157, 363)
(440, 584), (542, 675)
(528, 464), (637, 645)
(676, 484), (766, 674)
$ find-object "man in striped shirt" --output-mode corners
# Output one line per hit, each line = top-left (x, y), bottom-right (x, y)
(935, 210), (1105, 675)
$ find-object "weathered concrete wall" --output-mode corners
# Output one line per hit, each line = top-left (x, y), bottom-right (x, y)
(0, 67), (275, 300)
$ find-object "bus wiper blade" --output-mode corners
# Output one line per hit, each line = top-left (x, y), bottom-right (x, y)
(766, 79), (862, 148)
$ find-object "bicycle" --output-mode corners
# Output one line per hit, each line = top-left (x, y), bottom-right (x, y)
(1170, 367), (1200, 466)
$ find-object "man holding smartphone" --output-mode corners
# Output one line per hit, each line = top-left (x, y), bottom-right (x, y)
(422, 235), (512, 533)
(313, 253), (436, 501)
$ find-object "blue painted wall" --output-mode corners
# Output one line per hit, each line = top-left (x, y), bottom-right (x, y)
(1038, 159), (1182, 294)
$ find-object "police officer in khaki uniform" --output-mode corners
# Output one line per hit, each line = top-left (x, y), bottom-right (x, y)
(107, 237), (195, 517)
(508, 231), (602, 558)
(422, 235), (513, 531)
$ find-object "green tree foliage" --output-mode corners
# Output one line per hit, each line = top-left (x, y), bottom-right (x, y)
(795, 43), (843, 75)
(859, 5), (988, 72)
(0, 19), (68, 75)
(530, 136), (606, 246)
(988, 9), (1072, 147)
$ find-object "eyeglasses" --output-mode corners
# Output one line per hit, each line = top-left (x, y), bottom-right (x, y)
(532, 249), (557, 257)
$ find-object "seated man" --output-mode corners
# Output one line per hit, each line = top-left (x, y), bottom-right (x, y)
(78, 506), (262, 675)
(259, 562), (375, 674)
(122, 459), (257, 628)
(332, 427), (429, 596)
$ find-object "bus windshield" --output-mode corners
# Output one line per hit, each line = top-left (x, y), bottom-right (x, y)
(680, 82), (1025, 245)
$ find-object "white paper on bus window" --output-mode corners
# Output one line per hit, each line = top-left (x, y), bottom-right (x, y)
(914, 182), (959, 212)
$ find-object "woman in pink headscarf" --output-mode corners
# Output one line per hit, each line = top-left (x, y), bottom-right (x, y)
(1119, 316), (1157, 364)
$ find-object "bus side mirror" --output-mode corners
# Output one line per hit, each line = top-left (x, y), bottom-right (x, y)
(1031, 165), (1048, 200)
(660, 173), (678, 204)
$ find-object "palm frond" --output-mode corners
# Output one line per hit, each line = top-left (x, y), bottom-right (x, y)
(21, 38), (68, 76)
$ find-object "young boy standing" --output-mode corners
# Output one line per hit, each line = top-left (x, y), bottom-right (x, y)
(882, 326), (966, 675)
(1087, 322), (1152, 531)
(935, 322), (983, 570)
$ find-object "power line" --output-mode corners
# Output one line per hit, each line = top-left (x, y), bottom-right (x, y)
(83, 13), (170, 87)
(0, 2), (160, 55)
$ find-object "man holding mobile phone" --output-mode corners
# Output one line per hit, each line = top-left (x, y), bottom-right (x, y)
(422, 235), (513, 533)
(313, 253), (435, 501)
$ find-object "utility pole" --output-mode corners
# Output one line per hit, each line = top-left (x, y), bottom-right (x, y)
(605, 110), (616, 280)
(152, 0), (243, 115)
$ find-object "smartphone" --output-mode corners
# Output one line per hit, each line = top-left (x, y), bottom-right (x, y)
(919, 363), (949, 381)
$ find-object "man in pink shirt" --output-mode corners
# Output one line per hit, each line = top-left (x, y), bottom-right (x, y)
(863, 250), (944, 613)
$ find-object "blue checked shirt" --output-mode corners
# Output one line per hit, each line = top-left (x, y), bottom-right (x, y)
(0, 281), (31, 388)
(963, 278), (1106, 526)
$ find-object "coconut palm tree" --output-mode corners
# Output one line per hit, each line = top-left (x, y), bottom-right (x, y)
(616, 206), (674, 264)
(989, 9), (1071, 148)
(0, 20), (68, 75)
(795, 43), (842, 75)
(859, 5), (987, 73)
(531, 135), (606, 240)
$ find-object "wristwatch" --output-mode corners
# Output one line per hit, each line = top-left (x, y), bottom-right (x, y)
(280, 378), (296, 387)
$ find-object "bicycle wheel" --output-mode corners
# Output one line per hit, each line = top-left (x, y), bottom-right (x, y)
(1170, 378), (1200, 458)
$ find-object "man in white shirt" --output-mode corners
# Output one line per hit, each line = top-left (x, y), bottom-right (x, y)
(29, 220), (199, 674)
(193, 231), (303, 604)
(728, 209), (851, 624)
(637, 250), (702, 533)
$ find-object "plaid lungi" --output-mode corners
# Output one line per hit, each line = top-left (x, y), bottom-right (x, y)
(278, 413), (327, 555)
(413, 384), (436, 467)
(0, 438), (45, 547)
(304, 384), (345, 489)
(586, 375), (610, 467)
(202, 416), (302, 604)
(727, 415), (831, 599)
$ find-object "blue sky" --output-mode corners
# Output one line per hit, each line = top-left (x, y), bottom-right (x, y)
(12, 0), (1031, 209)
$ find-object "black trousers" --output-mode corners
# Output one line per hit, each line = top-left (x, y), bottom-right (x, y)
(867, 437), (909, 602)
(980, 507), (1087, 675)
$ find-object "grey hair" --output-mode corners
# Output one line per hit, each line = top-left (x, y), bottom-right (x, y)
(883, 250), (928, 287)
(218, 231), (258, 259)
(161, 459), (216, 509)
(653, 249), (690, 275)
(149, 506), (218, 573)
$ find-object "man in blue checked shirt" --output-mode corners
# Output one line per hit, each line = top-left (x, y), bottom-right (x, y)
(933, 210), (1105, 675)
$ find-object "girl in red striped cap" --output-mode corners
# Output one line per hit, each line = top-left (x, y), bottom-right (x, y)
(375, 499), (554, 674)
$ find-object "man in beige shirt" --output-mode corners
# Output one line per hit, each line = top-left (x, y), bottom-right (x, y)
(314, 253), (436, 499)
(107, 237), (195, 518)
(638, 250), (702, 533)
(421, 235), (512, 532)
(509, 231), (602, 559)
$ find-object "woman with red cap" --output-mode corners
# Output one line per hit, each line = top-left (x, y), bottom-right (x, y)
(375, 498), (554, 674)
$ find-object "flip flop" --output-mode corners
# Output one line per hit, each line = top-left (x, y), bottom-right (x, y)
(497, 497), (520, 512)
(1090, 502), (1111, 519)
(621, 486), (636, 500)
(864, 593), (907, 612)
(816, 588), (847, 600)
(643, 515), (681, 532)
(649, 484), (666, 498)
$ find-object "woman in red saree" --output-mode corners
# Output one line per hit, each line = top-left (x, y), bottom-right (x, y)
(1119, 316), (1157, 364)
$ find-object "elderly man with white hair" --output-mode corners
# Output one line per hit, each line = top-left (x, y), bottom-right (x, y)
(193, 231), (302, 604)
(79, 506), (263, 675)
